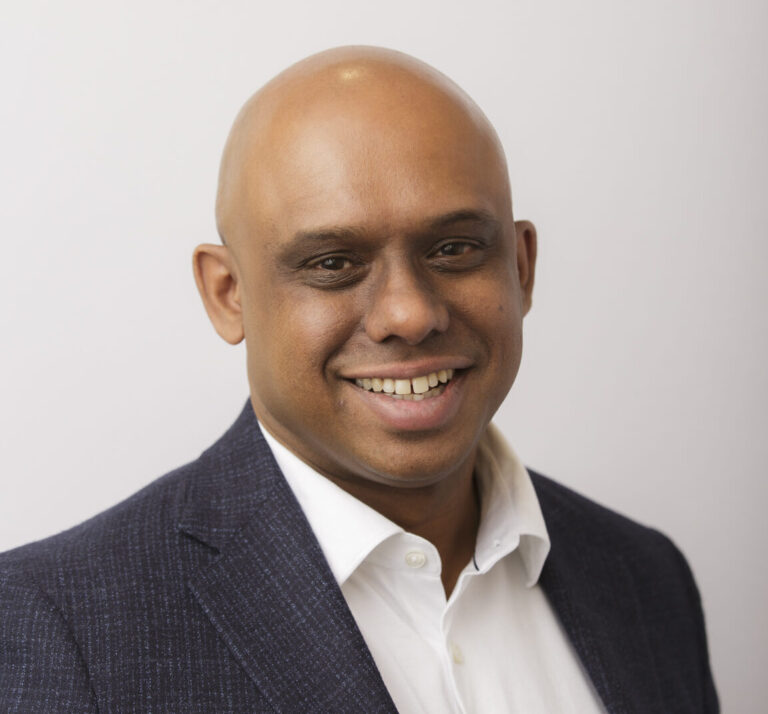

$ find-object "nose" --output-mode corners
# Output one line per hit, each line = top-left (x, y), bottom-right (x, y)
(363, 263), (450, 345)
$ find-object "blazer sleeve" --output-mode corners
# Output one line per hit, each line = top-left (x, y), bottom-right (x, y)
(0, 567), (98, 713)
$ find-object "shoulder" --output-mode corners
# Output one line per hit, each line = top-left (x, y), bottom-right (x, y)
(0, 455), (205, 608)
(529, 467), (687, 564)
(0, 457), (212, 712)
(529, 470), (719, 711)
(528, 467), (708, 635)
(0, 402), (264, 605)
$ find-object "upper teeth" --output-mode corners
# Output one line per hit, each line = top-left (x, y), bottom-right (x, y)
(355, 369), (454, 395)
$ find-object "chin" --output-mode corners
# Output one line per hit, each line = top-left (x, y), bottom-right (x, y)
(349, 445), (476, 490)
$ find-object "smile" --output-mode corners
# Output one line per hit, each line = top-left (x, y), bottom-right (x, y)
(353, 369), (455, 400)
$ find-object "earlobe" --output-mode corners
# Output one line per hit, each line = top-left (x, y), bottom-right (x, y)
(513, 220), (537, 315)
(192, 244), (245, 345)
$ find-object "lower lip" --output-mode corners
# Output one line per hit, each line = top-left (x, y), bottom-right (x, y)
(345, 372), (466, 432)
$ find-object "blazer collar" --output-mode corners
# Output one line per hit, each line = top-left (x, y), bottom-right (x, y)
(532, 471), (665, 714)
(178, 401), (396, 712)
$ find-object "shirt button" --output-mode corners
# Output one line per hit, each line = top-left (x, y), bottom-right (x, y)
(450, 641), (464, 664)
(404, 550), (427, 568)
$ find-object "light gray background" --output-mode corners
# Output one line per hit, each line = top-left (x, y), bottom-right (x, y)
(2, 0), (766, 710)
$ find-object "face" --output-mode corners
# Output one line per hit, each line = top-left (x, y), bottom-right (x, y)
(221, 95), (535, 490)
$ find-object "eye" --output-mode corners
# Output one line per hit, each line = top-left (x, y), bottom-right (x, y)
(315, 256), (352, 271)
(437, 242), (474, 257)
(302, 253), (366, 289)
(429, 238), (487, 272)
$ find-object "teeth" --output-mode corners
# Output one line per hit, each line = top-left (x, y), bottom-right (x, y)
(353, 369), (458, 397)
(394, 379), (411, 395)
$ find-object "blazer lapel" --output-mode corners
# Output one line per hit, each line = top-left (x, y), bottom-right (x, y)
(179, 402), (396, 712)
(532, 472), (665, 714)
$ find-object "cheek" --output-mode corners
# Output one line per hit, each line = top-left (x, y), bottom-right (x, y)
(454, 275), (523, 377)
(489, 306), (523, 378)
(454, 270), (522, 333)
(245, 283), (359, 386)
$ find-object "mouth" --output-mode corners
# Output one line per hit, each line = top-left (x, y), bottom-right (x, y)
(343, 366), (467, 432)
(352, 369), (456, 401)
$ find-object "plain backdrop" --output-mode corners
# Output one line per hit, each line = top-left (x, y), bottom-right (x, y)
(2, 0), (766, 710)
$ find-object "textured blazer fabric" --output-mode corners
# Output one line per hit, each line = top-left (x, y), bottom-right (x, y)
(0, 402), (718, 713)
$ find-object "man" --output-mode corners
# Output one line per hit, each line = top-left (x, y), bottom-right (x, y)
(0, 46), (717, 712)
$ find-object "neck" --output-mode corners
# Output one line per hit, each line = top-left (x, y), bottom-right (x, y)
(257, 414), (482, 598)
(329, 455), (481, 598)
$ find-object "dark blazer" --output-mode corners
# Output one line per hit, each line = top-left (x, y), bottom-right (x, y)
(0, 402), (718, 713)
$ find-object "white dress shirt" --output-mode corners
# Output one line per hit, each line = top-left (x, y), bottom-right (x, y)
(261, 424), (605, 713)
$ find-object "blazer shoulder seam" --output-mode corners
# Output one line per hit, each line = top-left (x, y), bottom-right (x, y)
(1, 565), (100, 712)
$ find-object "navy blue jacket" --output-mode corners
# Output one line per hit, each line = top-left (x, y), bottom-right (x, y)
(0, 403), (718, 712)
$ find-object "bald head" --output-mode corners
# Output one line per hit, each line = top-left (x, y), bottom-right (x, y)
(215, 46), (511, 251)
(194, 45), (536, 495)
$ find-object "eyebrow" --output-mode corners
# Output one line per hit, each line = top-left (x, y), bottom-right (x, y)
(288, 225), (365, 247)
(426, 208), (501, 233)
(285, 208), (501, 249)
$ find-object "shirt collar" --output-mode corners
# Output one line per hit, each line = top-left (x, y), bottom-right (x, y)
(474, 422), (550, 586)
(259, 422), (550, 588)
(259, 426), (401, 584)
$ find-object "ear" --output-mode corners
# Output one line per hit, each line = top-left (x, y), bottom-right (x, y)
(192, 243), (244, 344)
(513, 220), (537, 316)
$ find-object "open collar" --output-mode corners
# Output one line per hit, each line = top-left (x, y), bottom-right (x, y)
(176, 400), (664, 714)
(177, 401), (397, 712)
(263, 419), (552, 590)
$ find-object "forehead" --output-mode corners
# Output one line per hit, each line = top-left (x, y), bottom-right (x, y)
(240, 93), (511, 244)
